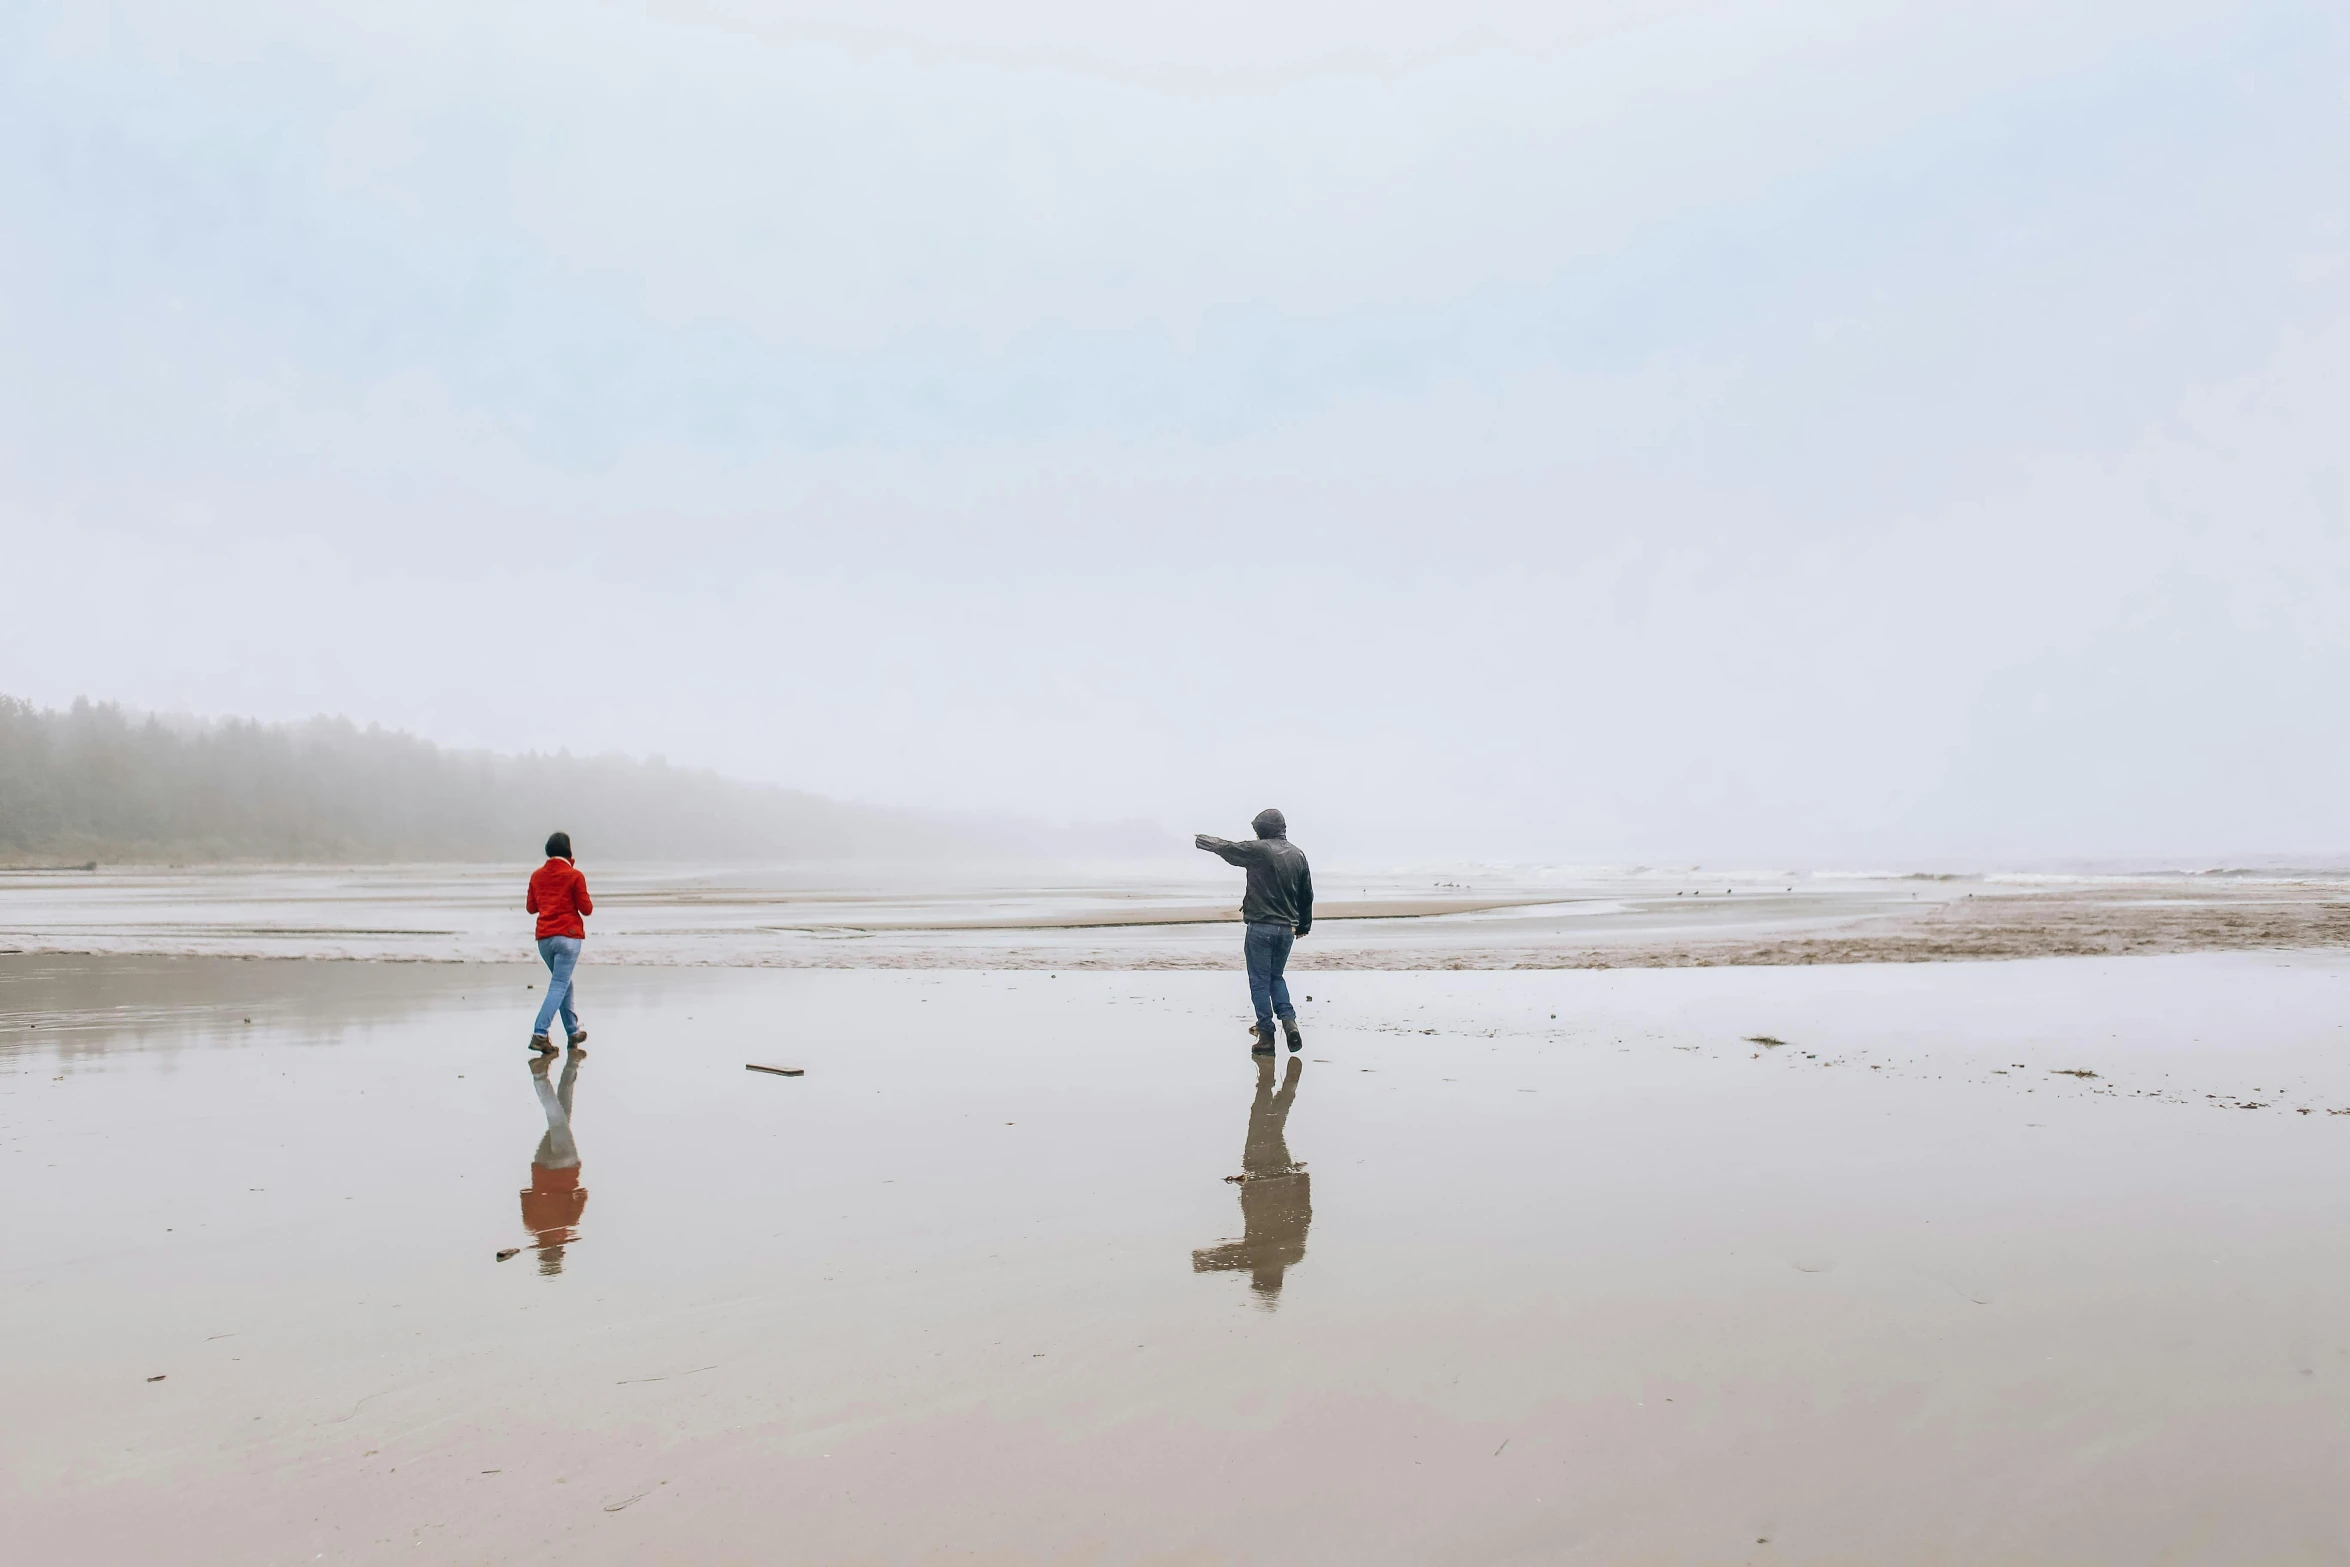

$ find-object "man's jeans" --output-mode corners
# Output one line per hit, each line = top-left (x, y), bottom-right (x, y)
(533, 935), (582, 1039)
(1244, 921), (1296, 1031)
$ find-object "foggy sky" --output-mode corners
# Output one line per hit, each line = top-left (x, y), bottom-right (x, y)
(4, 0), (2347, 864)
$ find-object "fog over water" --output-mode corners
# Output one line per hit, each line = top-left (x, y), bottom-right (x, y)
(4, 1), (2346, 863)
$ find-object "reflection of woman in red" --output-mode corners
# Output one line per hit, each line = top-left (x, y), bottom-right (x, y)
(522, 1049), (587, 1276)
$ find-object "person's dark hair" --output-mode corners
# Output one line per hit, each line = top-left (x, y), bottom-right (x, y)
(545, 831), (573, 860)
(1252, 808), (1287, 839)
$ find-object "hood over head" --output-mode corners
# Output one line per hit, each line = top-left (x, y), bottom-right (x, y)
(1251, 808), (1287, 839)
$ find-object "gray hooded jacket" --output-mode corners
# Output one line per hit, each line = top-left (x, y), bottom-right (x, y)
(1195, 809), (1314, 935)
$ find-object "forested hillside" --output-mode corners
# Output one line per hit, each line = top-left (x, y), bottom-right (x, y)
(0, 697), (1076, 864)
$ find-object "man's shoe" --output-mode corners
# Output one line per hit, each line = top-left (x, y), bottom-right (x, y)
(1283, 1020), (1303, 1053)
(1250, 1024), (1276, 1055)
(529, 1034), (556, 1054)
(567, 1030), (588, 1048)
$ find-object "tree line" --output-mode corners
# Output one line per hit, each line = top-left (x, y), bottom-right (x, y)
(0, 696), (1029, 864)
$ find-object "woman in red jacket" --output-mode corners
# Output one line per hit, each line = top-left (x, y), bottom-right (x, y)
(526, 831), (593, 1054)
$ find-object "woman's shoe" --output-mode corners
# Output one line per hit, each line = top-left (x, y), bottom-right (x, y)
(529, 1034), (556, 1054)
(567, 1030), (588, 1048)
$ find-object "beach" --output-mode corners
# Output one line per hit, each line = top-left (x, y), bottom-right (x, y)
(4, 861), (2346, 969)
(14, 0), (2341, 1556)
(10, 942), (2350, 1562)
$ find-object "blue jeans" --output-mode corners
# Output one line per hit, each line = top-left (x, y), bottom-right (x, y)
(1244, 921), (1296, 1031)
(533, 936), (582, 1039)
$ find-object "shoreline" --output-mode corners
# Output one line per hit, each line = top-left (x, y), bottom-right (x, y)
(2, 863), (2344, 971)
(5, 883), (2345, 970)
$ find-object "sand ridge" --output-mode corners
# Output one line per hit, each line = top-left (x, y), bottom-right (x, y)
(4, 864), (2347, 970)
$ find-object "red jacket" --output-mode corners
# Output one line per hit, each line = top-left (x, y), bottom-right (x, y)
(527, 859), (593, 940)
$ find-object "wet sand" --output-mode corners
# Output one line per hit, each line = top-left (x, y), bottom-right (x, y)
(5, 862), (2347, 971)
(9, 950), (2350, 1563)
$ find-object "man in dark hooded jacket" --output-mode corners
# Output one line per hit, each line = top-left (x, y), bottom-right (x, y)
(1195, 808), (1313, 1054)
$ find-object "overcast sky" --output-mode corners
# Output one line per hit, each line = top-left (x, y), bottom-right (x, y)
(4, 0), (2347, 864)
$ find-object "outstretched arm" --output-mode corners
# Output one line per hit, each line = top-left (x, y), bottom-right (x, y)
(1195, 834), (1258, 867)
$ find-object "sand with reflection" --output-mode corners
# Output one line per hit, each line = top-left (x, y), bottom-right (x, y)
(523, 1050), (588, 1275)
(1193, 1054), (1312, 1306)
(9, 951), (2350, 1562)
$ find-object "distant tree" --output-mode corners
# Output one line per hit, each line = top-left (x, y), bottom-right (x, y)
(0, 695), (1006, 863)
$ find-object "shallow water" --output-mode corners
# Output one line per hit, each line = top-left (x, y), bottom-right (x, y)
(0, 860), (1996, 965)
(9, 862), (2346, 972)
(7, 951), (2350, 1563)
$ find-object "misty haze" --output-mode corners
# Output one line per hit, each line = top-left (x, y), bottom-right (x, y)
(0, 694), (1154, 863)
(8, 3), (2350, 1563)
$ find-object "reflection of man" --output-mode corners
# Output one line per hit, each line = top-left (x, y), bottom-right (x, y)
(521, 1050), (587, 1276)
(1193, 1055), (1311, 1307)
